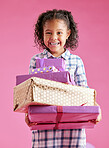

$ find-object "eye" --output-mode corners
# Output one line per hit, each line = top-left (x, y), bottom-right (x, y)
(45, 32), (52, 35)
(57, 32), (62, 35)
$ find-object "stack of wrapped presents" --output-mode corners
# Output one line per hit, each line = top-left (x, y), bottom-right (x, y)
(13, 58), (100, 130)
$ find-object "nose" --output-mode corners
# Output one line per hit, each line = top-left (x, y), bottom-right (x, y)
(51, 33), (57, 40)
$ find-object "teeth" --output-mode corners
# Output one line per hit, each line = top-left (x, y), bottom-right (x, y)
(50, 42), (59, 45)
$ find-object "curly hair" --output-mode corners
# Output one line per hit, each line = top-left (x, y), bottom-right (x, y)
(34, 9), (79, 51)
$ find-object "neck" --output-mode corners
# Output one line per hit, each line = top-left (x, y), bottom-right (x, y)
(49, 49), (66, 57)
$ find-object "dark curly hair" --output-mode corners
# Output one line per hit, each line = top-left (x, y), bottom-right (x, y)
(34, 9), (79, 51)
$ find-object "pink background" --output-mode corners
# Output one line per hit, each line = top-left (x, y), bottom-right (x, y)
(0, 0), (108, 147)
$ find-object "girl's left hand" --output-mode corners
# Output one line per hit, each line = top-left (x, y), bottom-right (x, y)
(90, 102), (102, 124)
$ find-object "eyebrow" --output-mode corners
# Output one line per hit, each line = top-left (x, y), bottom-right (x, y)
(45, 29), (64, 32)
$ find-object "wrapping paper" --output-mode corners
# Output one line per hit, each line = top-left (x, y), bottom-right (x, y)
(30, 66), (59, 74)
(36, 58), (66, 71)
(28, 105), (100, 130)
(13, 77), (96, 113)
(16, 71), (75, 85)
(30, 122), (96, 130)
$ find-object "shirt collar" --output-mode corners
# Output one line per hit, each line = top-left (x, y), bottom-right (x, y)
(43, 49), (71, 60)
(61, 49), (71, 60)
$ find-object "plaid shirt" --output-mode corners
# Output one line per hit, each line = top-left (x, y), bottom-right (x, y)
(29, 49), (88, 148)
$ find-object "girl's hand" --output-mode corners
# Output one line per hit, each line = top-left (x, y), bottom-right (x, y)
(25, 113), (37, 127)
(90, 102), (102, 124)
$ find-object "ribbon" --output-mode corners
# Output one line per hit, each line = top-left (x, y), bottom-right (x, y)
(40, 58), (44, 67)
(36, 58), (46, 68)
(54, 106), (63, 129)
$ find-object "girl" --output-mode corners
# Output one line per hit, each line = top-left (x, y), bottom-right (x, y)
(25, 9), (101, 148)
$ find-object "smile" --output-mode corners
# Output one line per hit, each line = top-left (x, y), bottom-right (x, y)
(50, 42), (60, 45)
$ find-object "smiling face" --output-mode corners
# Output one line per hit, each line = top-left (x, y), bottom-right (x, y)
(43, 19), (71, 57)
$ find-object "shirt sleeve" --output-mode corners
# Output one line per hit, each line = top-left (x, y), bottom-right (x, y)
(74, 57), (88, 87)
(29, 55), (36, 74)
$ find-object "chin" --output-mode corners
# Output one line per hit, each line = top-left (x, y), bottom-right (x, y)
(50, 48), (60, 52)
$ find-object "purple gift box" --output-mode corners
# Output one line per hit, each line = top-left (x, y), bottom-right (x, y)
(30, 66), (59, 74)
(16, 71), (75, 85)
(28, 105), (100, 130)
(36, 58), (66, 71)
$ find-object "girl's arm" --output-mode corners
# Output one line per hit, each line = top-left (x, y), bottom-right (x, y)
(74, 57), (101, 124)
(74, 57), (88, 87)
(29, 55), (36, 74)
(25, 56), (37, 127)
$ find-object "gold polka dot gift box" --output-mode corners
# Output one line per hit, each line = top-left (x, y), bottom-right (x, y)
(13, 77), (96, 113)
(30, 66), (59, 74)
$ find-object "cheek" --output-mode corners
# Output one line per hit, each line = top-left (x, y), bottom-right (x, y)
(43, 35), (47, 42)
(44, 35), (49, 40)
(60, 36), (67, 43)
(43, 36), (49, 46)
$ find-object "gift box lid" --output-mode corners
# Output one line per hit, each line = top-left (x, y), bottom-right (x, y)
(16, 71), (75, 85)
(28, 105), (99, 114)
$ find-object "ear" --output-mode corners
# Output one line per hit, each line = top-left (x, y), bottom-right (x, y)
(66, 29), (71, 39)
